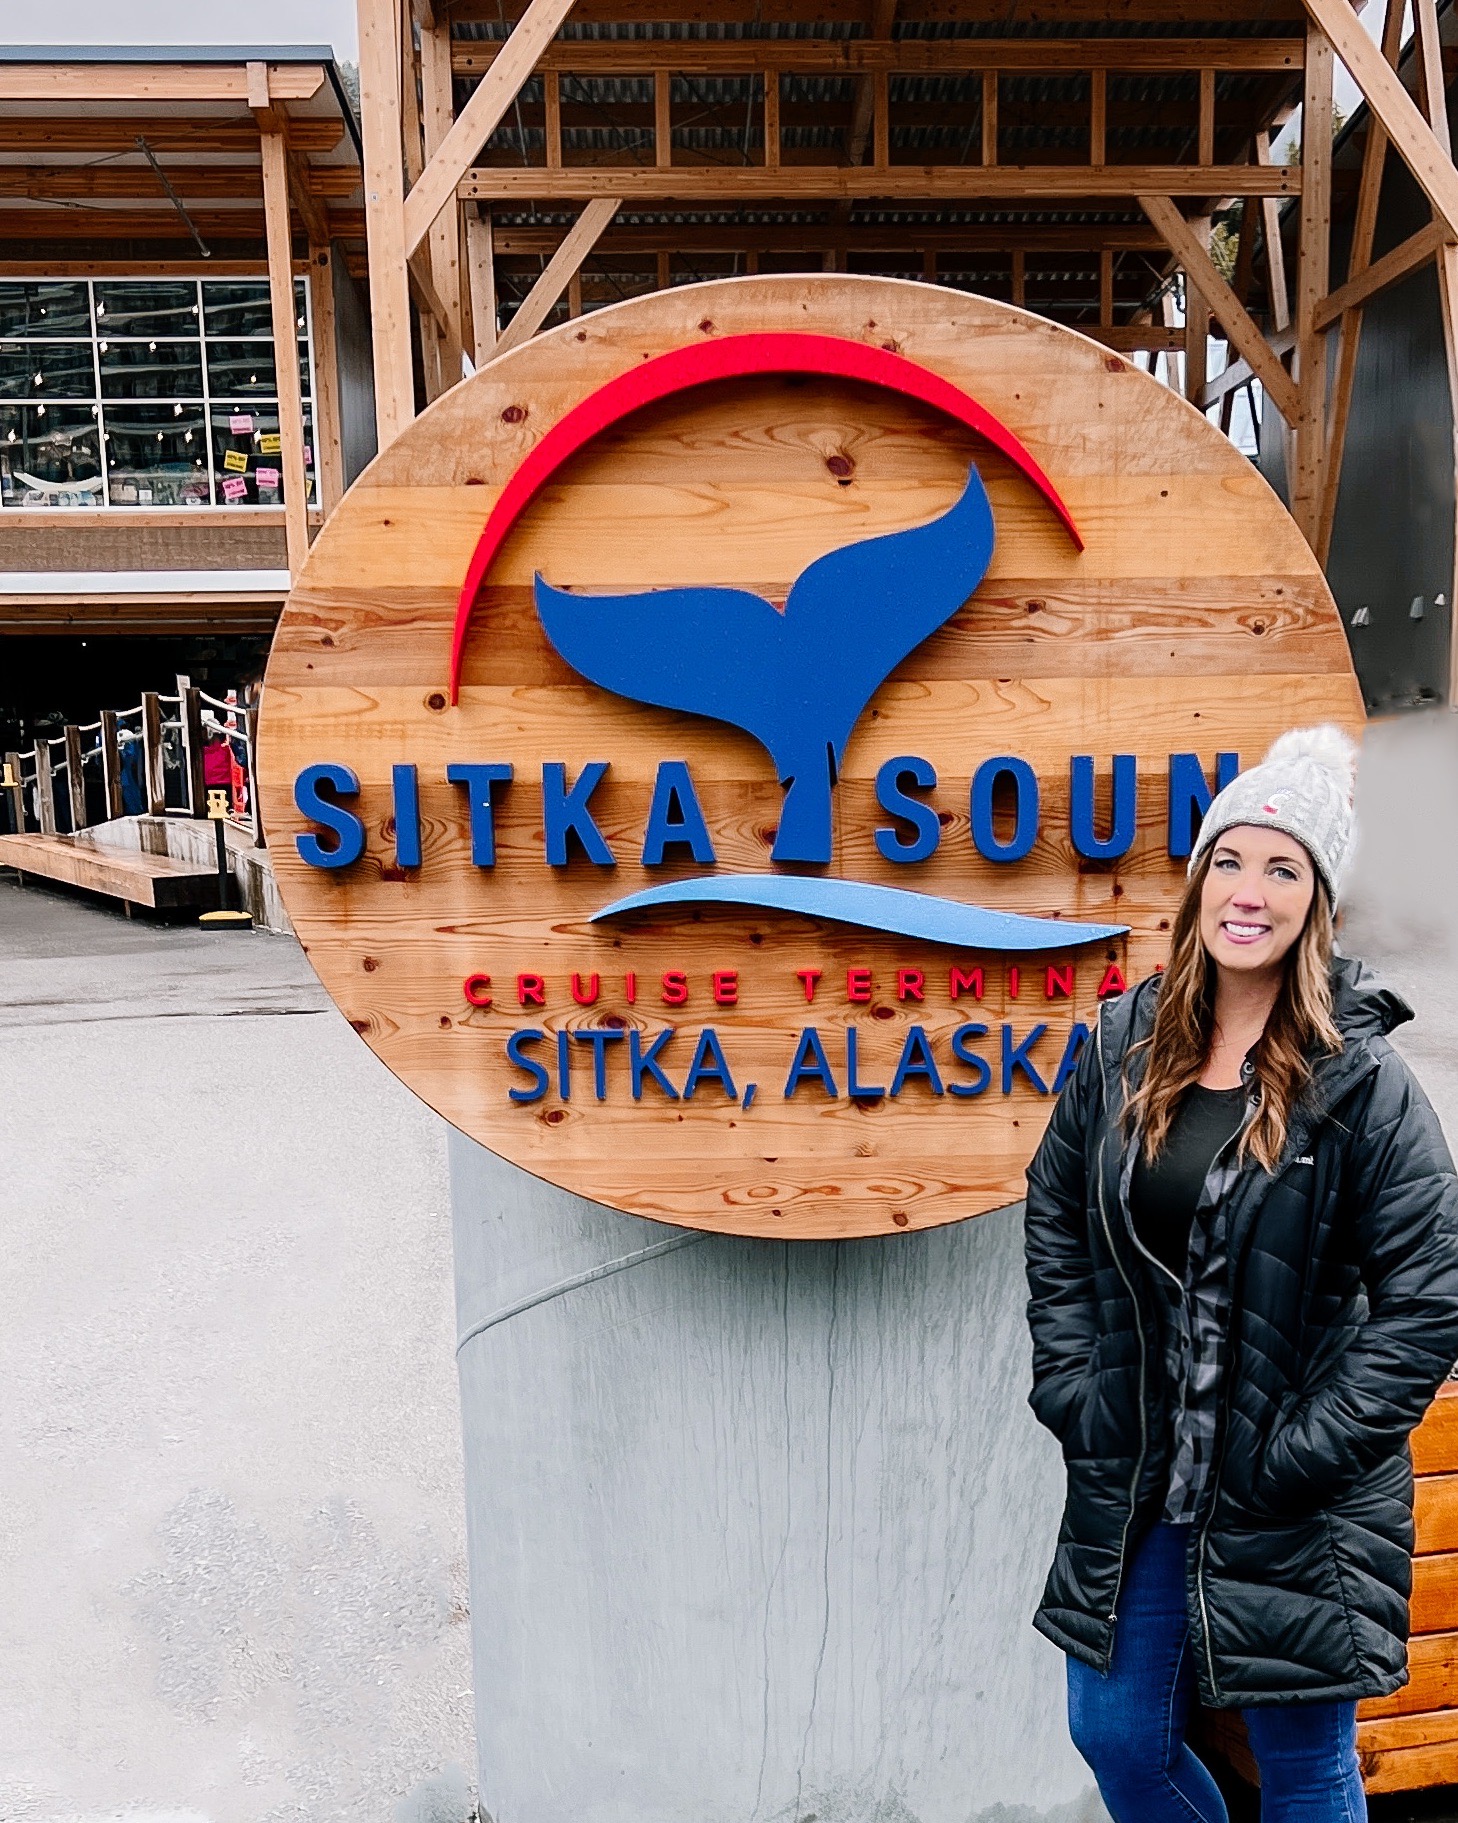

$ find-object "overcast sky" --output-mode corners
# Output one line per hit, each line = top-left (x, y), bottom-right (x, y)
(8, 0), (359, 59)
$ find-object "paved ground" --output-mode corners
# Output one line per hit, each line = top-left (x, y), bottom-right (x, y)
(0, 710), (1455, 1823)
(0, 884), (474, 1823)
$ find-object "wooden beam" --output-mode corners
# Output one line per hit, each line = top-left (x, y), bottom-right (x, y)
(1299, 0), (1458, 239)
(846, 0), (898, 168)
(1089, 69), (1106, 166)
(1099, 248), (1113, 328)
(1198, 68), (1216, 166)
(1139, 194), (1300, 420)
(1314, 0), (1406, 563)
(544, 69), (563, 169)
(0, 63), (325, 103)
(309, 243), (346, 517)
(0, 117), (344, 154)
(1185, 214), (1211, 403)
(491, 221), (1168, 255)
(1200, 327), (1297, 406)
(1291, 23), (1333, 543)
(981, 73), (998, 167)
(492, 195), (619, 355)
(422, 16), (465, 364)
(402, 0), (581, 260)
(358, 0), (415, 447)
(465, 205), (498, 363)
(764, 71), (780, 170)
(1314, 219), (1447, 331)
(454, 37), (1307, 77)
(407, 250), (467, 382)
(1010, 248), (1025, 305)
(463, 164), (1300, 203)
(1257, 129), (1292, 334)
(261, 128), (310, 577)
(656, 70), (673, 169)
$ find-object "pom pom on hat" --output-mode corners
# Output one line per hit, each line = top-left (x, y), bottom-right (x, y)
(1188, 722), (1359, 904)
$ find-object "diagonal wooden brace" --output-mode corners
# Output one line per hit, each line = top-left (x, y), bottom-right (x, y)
(1139, 193), (1301, 424)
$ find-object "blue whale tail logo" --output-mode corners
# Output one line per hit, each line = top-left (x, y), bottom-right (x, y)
(533, 465), (995, 864)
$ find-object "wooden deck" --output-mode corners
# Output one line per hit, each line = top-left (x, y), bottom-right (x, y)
(1197, 1380), (1458, 1794)
(0, 832), (218, 911)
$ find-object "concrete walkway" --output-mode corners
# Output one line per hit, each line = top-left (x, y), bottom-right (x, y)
(0, 883), (473, 1823)
(1, 710), (1455, 1823)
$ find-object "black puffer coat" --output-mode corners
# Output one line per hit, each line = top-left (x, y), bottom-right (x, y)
(1025, 957), (1458, 1707)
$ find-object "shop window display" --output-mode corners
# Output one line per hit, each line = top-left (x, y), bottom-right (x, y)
(0, 277), (315, 510)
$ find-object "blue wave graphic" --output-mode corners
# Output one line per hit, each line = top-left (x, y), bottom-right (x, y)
(591, 875), (1128, 951)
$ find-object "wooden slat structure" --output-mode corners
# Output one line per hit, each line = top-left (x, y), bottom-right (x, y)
(0, 830), (217, 909)
(0, 47), (364, 630)
(340, 0), (1458, 716)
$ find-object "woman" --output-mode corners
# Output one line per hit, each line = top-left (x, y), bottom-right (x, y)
(1024, 726), (1458, 1822)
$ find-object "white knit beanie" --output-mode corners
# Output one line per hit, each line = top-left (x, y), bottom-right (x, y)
(1188, 724), (1359, 905)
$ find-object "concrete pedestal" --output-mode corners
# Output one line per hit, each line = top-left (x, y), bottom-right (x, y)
(451, 1132), (1106, 1823)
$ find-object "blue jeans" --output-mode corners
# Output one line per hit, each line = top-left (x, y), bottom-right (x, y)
(1066, 1523), (1367, 1823)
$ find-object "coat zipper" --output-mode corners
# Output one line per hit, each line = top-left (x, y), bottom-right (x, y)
(1097, 1035), (1148, 1642)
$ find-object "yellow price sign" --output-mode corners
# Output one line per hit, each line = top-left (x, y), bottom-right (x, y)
(259, 433), (282, 454)
(223, 448), (249, 474)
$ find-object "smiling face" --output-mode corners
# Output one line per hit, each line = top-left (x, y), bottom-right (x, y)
(1198, 824), (1319, 980)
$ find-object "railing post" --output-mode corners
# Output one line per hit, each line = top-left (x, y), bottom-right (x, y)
(33, 740), (56, 835)
(245, 704), (265, 848)
(141, 693), (166, 816)
(99, 711), (123, 821)
(4, 751), (24, 833)
(64, 725), (87, 831)
(181, 686), (207, 818)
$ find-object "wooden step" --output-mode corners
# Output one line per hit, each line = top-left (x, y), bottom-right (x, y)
(0, 832), (218, 910)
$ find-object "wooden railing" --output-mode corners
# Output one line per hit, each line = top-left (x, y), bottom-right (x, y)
(2, 681), (262, 848)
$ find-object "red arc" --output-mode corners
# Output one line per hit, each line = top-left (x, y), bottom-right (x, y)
(449, 329), (1083, 702)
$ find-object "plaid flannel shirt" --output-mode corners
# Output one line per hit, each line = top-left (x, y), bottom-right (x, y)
(1121, 1080), (1255, 1526)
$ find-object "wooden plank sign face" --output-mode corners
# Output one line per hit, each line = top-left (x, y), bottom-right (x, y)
(258, 276), (1362, 1239)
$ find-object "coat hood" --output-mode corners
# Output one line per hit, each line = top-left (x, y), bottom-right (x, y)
(1330, 952), (1413, 1040)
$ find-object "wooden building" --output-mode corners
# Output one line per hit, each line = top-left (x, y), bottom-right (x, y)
(0, 45), (369, 668)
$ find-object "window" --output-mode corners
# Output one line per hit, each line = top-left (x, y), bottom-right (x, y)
(0, 277), (316, 510)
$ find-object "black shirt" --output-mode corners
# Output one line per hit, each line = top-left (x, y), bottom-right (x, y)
(1129, 1083), (1247, 1281)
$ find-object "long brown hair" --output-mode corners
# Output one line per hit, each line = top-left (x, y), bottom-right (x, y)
(1125, 847), (1342, 1173)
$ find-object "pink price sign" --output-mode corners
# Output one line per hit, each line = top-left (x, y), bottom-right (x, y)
(221, 475), (249, 501)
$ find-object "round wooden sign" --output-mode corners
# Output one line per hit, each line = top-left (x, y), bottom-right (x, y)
(258, 276), (1362, 1240)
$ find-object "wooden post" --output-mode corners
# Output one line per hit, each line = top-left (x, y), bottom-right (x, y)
(1099, 249), (1114, 329)
(1090, 70), (1106, 166)
(1292, 25), (1334, 546)
(492, 197), (620, 357)
(465, 205), (497, 365)
(544, 69), (562, 169)
(981, 73), (998, 167)
(872, 70), (890, 172)
(1258, 130), (1292, 333)
(359, 0), (415, 447)
(33, 740), (56, 836)
(246, 704), (265, 847)
(261, 122), (311, 575)
(421, 18), (465, 374)
(657, 70), (673, 169)
(763, 71), (778, 170)
(657, 249), (671, 291)
(1198, 69), (1216, 167)
(99, 710), (123, 821)
(1185, 216), (1211, 406)
(64, 725), (87, 831)
(309, 243), (346, 515)
(141, 694), (166, 816)
(924, 249), (938, 282)
(181, 688), (207, 818)
(1010, 248), (1025, 305)
(568, 269), (583, 318)
(4, 751), (24, 834)
(1316, 0), (1405, 564)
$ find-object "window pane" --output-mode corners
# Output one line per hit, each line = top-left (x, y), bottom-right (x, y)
(298, 341), (313, 399)
(94, 281), (199, 336)
(103, 401), (212, 507)
(205, 341), (277, 396)
(0, 404), (103, 507)
(0, 283), (92, 339)
(212, 404), (315, 507)
(0, 341), (95, 400)
(203, 281), (272, 338)
(293, 278), (309, 338)
(98, 339), (203, 399)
